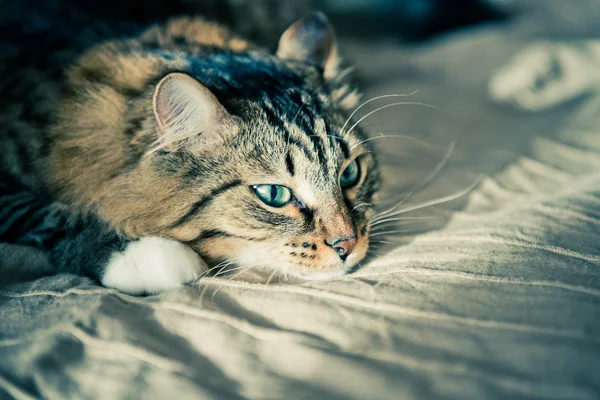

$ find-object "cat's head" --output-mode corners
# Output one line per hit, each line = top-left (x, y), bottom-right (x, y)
(53, 13), (381, 281)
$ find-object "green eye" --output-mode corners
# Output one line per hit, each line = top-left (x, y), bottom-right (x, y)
(340, 159), (360, 188)
(252, 184), (292, 207)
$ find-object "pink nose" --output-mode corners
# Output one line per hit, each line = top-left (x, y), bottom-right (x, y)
(327, 236), (357, 261)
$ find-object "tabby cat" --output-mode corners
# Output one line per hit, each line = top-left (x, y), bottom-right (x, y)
(0, 12), (381, 294)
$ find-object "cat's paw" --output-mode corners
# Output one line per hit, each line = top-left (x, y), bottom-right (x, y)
(101, 237), (207, 295)
(489, 43), (600, 111)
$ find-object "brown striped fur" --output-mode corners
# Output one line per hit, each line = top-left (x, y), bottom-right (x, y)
(3, 14), (381, 280)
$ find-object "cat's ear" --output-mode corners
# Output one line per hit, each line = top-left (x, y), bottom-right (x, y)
(152, 72), (230, 152)
(276, 12), (341, 80)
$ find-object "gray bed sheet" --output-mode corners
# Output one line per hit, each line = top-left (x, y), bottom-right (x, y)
(1, 4), (600, 400)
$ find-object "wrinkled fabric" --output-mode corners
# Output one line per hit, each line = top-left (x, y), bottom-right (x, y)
(2, 6), (600, 400)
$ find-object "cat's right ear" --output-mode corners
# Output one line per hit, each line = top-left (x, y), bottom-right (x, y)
(152, 72), (231, 152)
(276, 12), (341, 80)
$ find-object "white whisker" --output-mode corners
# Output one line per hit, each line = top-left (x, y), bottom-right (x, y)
(372, 191), (414, 223)
(352, 203), (372, 212)
(369, 216), (445, 228)
(192, 259), (233, 284)
(208, 263), (264, 301)
(224, 263), (265, 281)
(197, 262), (261, 304)
(351, 134), (432, 151)
(372, 140), (456, 221)
(374, 175), (483, 220)
(341, 92), (419, 135)
(346, 101), (450, 141)
(365, 251), (385, 260)
(369, 218), (441, 232)
(368, 241), (392, 247)
(212, 263), (251, 278)
(369, 228), (431, 237)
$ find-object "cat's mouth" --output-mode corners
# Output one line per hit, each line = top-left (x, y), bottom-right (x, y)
(197, 230), (369, 283)
(284, 238), (368, 281)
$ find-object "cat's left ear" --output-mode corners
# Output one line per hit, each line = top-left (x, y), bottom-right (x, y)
(152, 73), (233, 152)
(276, 12), (341, 80)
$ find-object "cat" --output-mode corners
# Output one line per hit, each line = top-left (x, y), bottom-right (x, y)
(489, 40), (600, 111)
(0, 12), (381, 294)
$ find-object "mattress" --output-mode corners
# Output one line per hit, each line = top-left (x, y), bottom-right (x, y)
(1, 4), (600, 400)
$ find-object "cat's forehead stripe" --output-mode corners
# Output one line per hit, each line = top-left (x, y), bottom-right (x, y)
(285, 153), (295, 176)
(263, 106), (316, 163)
(277, 100), (354, 171)
(330, 135), (350, 159)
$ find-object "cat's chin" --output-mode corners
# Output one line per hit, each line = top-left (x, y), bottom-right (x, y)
(207, 246), (367, 283)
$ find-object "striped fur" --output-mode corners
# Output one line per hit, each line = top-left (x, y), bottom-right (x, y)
(0, 12), (381, 284)
(0, 180), (129, 279)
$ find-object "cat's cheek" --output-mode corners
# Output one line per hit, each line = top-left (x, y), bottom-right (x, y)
(101, 237), (207, 295)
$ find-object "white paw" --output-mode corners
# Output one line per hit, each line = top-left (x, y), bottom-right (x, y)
(489, 43), (600, 111)
(101, 237), (207, 295)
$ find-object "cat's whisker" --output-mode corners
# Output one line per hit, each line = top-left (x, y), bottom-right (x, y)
(211, 259), (235, 271)
(197, 262), (245, 304)
(211, 263), (277, 301)
(367, 243), (389, 251)
(340, 92), (419, 135)
(350, 263), (362, 280)
(371, 191), (414, 223)
(367, 242), (392, 253)
(197, 261), (257, 304)
(371, 140), (456, 221)
(369, 238), (393, 244)
(215, 263), (261, 279)
(206, 263), (265, 303)
(192, 259), (234, 284)
(365, 251), (385, 261)
(265, 270), (279, 285)
(192, 269), (214, 284)
(369, 216), (446, 228)
(352, 203), (372, 212)
(369, 228), (433, 237)
(209, 260), (236, 275)
(350, 134), (432, 151)
(369, 219), (439, 232)
(372, 175), (482, 221)
(198, 277), (216, 307)
(346, 101), (450, 141)
(230, 262), (270, 281)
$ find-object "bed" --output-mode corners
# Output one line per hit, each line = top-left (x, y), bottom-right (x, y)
(1, 2), (599, 399)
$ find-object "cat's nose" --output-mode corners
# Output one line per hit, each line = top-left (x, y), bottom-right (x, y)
(327, 236), (357, 261)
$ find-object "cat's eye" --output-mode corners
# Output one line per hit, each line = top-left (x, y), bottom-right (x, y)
(252, 184), (292, 208)
(340, 159), (360, 189)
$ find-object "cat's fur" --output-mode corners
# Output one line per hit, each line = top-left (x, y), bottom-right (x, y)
(0, 12), (381, 293)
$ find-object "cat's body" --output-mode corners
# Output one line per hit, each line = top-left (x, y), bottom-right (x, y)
(0, 9), (380, 294)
